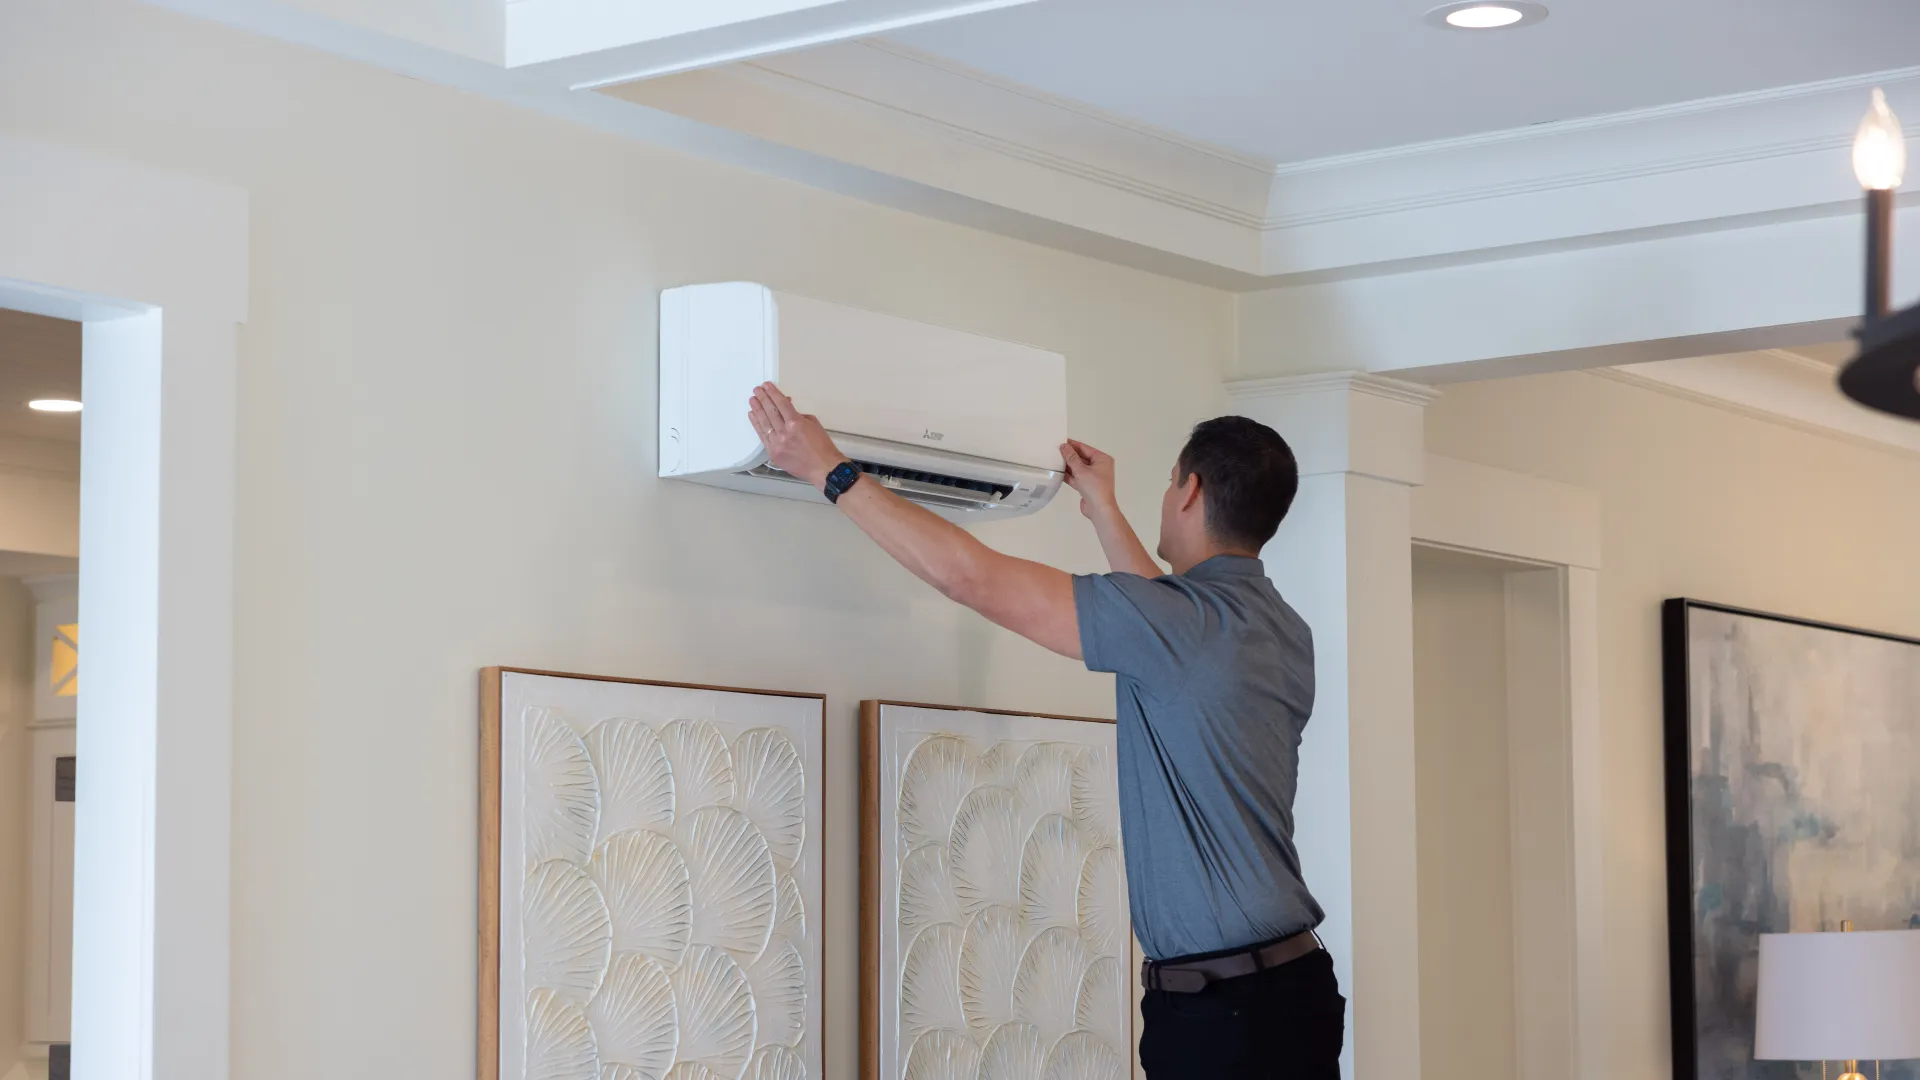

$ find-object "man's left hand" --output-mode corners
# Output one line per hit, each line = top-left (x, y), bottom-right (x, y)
(749, 383), (844, 489)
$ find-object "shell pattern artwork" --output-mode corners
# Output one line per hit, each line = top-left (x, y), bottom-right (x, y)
(896, 734), (1128, 1080)
(522, 707), (810, 1080)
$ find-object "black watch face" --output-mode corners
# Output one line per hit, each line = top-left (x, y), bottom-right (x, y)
(827, 461), (860, 496)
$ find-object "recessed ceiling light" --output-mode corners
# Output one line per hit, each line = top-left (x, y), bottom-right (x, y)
(28, 399), (82, 413)
(1425, 1), (1549, 30)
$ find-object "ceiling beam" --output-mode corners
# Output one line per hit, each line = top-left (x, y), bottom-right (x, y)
(1235, 204), (1920, 380)
(504, 0), (1044, 88)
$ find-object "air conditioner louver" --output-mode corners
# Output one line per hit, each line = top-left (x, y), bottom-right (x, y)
(745, 460), (1017, 512)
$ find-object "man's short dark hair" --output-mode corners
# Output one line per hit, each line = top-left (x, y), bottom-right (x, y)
(1176, 416), (1299, 550)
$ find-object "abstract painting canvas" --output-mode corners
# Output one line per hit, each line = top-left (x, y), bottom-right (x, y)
(860, 701), (1131, 1080)
(1662, 601), (1920, 1080)
(483, 668), (826, 1080)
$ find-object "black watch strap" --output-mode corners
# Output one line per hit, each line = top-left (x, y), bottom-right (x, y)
(822, 460), (862, 504)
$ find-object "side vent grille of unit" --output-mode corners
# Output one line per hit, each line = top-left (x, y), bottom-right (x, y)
(746, 460), (1016, 506)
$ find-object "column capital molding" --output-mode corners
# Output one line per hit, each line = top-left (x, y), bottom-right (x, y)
(1225, 371), (1437, 486)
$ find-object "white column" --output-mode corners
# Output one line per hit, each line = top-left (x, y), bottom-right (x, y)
(1226, 373), (1437, 1080)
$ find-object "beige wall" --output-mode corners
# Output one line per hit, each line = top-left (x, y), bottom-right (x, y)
(1424, 371), (1920, 1080)
(1411, 550), (1517, 1080)
(0, 2), (1233, 1075)
(0, 577), (32, 1075)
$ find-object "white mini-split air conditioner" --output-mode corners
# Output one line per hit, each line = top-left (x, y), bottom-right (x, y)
(659, 282), (1068, 520)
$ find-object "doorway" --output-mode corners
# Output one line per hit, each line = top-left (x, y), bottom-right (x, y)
(0, 307), (81, 1080)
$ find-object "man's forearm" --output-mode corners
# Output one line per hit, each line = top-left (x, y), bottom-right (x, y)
(831, 474), (995, 602)
(831, 475), (1083, 658)
(747, 381), (1080, 657)
(1086, 501), (1162, 578)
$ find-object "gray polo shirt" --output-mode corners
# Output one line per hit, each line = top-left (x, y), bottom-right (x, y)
(1072, 554), (1323, 962)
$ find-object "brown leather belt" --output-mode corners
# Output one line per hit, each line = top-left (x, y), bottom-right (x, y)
(1140, 930), (1322, 993)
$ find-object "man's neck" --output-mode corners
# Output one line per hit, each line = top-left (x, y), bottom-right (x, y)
(1168, 545), (1260, 576)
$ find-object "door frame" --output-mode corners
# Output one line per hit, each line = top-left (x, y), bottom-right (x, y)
(0, 134), (247, 1080)
(1411, 453), (1606, 1080)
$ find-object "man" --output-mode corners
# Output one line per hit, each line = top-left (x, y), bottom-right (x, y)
(748, 383), (1342, 1080)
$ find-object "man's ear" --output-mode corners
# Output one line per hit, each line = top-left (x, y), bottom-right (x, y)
(1179, 471), (1205, 514)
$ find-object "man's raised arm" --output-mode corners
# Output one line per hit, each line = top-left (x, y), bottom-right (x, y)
(748, 383), (1082, 660)
(1060, 438), (1163, 579)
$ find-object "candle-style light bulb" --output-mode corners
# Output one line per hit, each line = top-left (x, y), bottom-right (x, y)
(1854, 88), (1906, 191)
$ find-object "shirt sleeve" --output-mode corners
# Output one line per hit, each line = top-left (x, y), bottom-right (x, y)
(1072, 572), (1209, 689)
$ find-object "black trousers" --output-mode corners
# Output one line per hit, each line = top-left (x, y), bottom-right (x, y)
(1139, 948), (1346, 1080)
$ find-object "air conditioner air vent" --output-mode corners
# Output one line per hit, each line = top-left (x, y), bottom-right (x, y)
(744, 459), (1016, 509)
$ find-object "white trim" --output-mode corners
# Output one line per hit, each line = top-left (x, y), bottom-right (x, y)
(144, 0), (1272, 289)
(1412, 455), (1600, 571)
(710, 59), (1267, 227)
(1225, 372), (1442, 408)
(1759, 347), (1843, 375)
(1593, 360), (1920, 461)
(729, 41), (1277, 226)
(1410, 459), (1606, 1080)
(143, 0), (1920, 287)
(859, 40), (1277, 175)
(1272, 64), (1920, 176)
(0, 134), (245, 1080)
(503, 0), (1045, 82)
(1226, 374), (1436, 484)
(1234, 199), (1920, 379)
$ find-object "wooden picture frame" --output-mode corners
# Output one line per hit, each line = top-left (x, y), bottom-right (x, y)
(481, 667), (827, 1080)
(860, 700), (1129, 1080)
(1661, 601), (1920, 1080)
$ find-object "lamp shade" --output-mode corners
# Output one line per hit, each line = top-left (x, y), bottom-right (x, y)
(1755, 930), (1920, 1061)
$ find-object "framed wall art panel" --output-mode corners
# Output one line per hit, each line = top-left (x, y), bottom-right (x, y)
(860, 701), (1130, 1080)
(1662, 601), (1920, 1080)
(482, 668), (826, 1080)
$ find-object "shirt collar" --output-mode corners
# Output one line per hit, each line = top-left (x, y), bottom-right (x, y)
(1183, 554), (1266, 579)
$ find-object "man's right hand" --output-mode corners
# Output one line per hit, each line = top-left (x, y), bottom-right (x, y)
(1062, 439), (1162, 578)
(1061, 439), (1119, 520)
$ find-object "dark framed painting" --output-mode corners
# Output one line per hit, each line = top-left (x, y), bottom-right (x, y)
(1662, 600), (1920, 1080)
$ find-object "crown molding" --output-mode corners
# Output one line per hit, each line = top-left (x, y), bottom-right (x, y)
(609, 46), (1920, 283)
(601, 39), (1276, 272)
(147, 0), (1920, 290)
(1597, 351), (1920, 461)
(1225, 372), (1441, 408)
(1270, 63), (1920, 177)
(856, 40), (1276, 177)
(1256, 68), (1920, 277)
(728, 47), (1273, 227)
(1761, 346), (1846, 374)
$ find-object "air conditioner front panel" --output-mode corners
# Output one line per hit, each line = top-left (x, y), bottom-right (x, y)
(660, 281), (776, 477)
(773, 293), (1066, 470)
(659, 283), (1068, 521)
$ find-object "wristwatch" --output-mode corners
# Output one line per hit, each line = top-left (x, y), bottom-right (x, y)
(822, 460), (862, 504)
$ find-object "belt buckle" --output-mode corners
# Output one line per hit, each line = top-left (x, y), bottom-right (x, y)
(1144, 964), (1209, 994)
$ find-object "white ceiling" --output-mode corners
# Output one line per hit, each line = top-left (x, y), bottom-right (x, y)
(0, 308), (82, 444)
(889, 0), (1920, 164)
